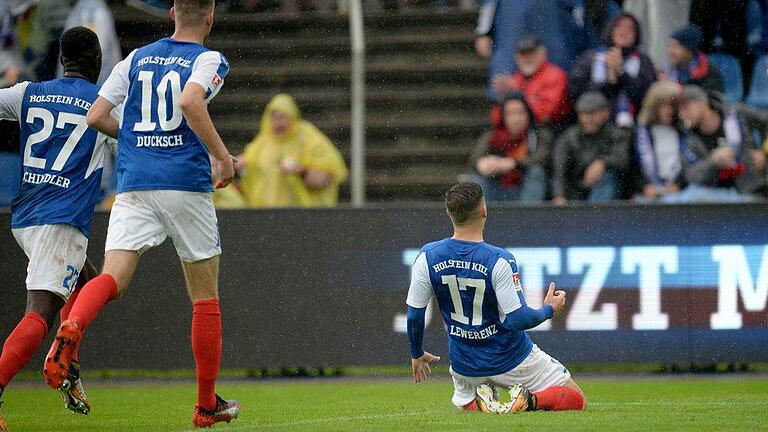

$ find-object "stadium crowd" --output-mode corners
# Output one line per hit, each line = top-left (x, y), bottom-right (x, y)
(4, 0), (768, 207)
(473, 0), (768, 203)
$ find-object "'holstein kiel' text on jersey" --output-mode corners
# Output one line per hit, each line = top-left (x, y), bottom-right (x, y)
(99, 37), (229, 193)
(0, 77), (108, 236)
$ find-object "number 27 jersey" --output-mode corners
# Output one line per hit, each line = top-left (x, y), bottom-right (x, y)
(0, 78), (108, 237)
(99, 37), (230, 194)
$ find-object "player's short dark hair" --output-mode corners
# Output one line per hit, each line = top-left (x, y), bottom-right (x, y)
(445, 182), (484, 225)
(174, 0), (215, 25)
(60, 26), (101, 83)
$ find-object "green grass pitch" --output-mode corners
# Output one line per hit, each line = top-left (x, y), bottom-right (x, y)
(2, 376), (767, 431)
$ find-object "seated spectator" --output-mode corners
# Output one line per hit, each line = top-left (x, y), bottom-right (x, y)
(470, 93), (551, 202)
(237, 94), (348, 208)
(491, 36), (571, 129)
(553, 91), (630, 204)
(569, 13), (657, 128)
(669, 85), (765, 202)
(634, 81), (686, 200)
(665, 25), (724, 93)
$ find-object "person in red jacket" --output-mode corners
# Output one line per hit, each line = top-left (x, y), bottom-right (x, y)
(492, 36), (572, 129)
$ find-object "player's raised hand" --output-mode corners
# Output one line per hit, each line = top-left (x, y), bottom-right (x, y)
(215, 155), (238, 189)
(543, 282), (566, 317)
(411, 351), (440, 383)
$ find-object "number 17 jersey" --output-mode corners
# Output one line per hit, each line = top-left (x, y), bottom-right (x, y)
(406, 238), (533, 377)
(99, 37), (230, 193)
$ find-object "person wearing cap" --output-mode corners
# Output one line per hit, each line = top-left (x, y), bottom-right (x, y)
(569, 13), (657, 128)
(667, 85), (766, 202)
(475, 0), (619, 102)
(633, 81), (687, 200)
(491, 35), (571, 129)
(665, 25), (724, 94)
(552, 91), (630, 204)
(470, 93), (552, 202)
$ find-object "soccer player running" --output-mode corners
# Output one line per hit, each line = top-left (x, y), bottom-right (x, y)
(406, 182), (586, 414)
(0, 27), (109, 430)
(42, 0), (240, 427)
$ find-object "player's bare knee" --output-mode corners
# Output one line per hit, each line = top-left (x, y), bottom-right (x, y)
(102, 250), (140, 294)
(25, 290), (65, 329)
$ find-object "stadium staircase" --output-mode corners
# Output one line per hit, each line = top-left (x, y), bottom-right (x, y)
(114, 7), (488, 202)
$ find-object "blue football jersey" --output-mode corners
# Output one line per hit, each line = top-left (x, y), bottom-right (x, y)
(99, 38), (230, 193)
(407, 238), (532, 377)
(1, 78), (107, 237)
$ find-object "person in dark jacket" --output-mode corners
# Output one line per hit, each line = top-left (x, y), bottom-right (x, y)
(470, 93), (552, 202)
(668, 85), (766, 202)
(553, 91), (630, 204)
(665, 25), (724, 94)
(569, 12), (657, 128)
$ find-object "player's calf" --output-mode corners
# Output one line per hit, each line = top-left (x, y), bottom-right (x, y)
(530, 385), (586, 411)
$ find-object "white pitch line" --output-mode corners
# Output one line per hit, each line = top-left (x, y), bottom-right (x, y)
(182, 409), (447, 431)
(591, 401), (768, 407)
(180, 401), (768, 431)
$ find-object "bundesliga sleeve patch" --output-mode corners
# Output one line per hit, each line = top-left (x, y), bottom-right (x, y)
(512, 272), (522, 290)
(210, 74), (222, 90)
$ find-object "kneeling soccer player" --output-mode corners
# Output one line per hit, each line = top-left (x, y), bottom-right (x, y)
(406, 182), (586, 413)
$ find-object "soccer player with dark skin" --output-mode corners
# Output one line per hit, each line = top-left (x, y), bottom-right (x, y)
(0, 27), (108, 430)
(408, 182), (586, 413)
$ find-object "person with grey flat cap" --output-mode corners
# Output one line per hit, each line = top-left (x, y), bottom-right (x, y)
(552, 91), (630, 205)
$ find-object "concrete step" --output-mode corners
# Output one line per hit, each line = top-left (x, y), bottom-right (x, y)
(215, 112), (487, 152)
(114, 7), (476, 40)
(121, 31), (476, 62)
(209, 87), (488, 118)
(354, 142), (471, 168)
(221, 56), (486, 89)
(365, 164), (466, 201)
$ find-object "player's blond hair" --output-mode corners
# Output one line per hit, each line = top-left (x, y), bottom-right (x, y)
(174, 0), (214, 26)
(445, 182), (484, 226)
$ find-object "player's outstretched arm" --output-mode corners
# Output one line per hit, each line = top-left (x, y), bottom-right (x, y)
(86, 97), (119, 139)
(407, 306), (441, 383)
(499, 283), (566, 331)
(180, 82), (235, 189)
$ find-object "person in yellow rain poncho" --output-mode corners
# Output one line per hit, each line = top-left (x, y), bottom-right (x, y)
(237, 94), (349, 207)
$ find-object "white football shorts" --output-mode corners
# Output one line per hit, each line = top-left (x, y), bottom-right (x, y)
(449, 344), (572, 408)
(12, 224), (88, 300)
(105, 190), (221, 263)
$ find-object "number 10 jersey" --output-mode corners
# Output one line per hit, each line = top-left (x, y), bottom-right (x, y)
(406, 238), (534, 377)
(99, 37), (230, 194)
